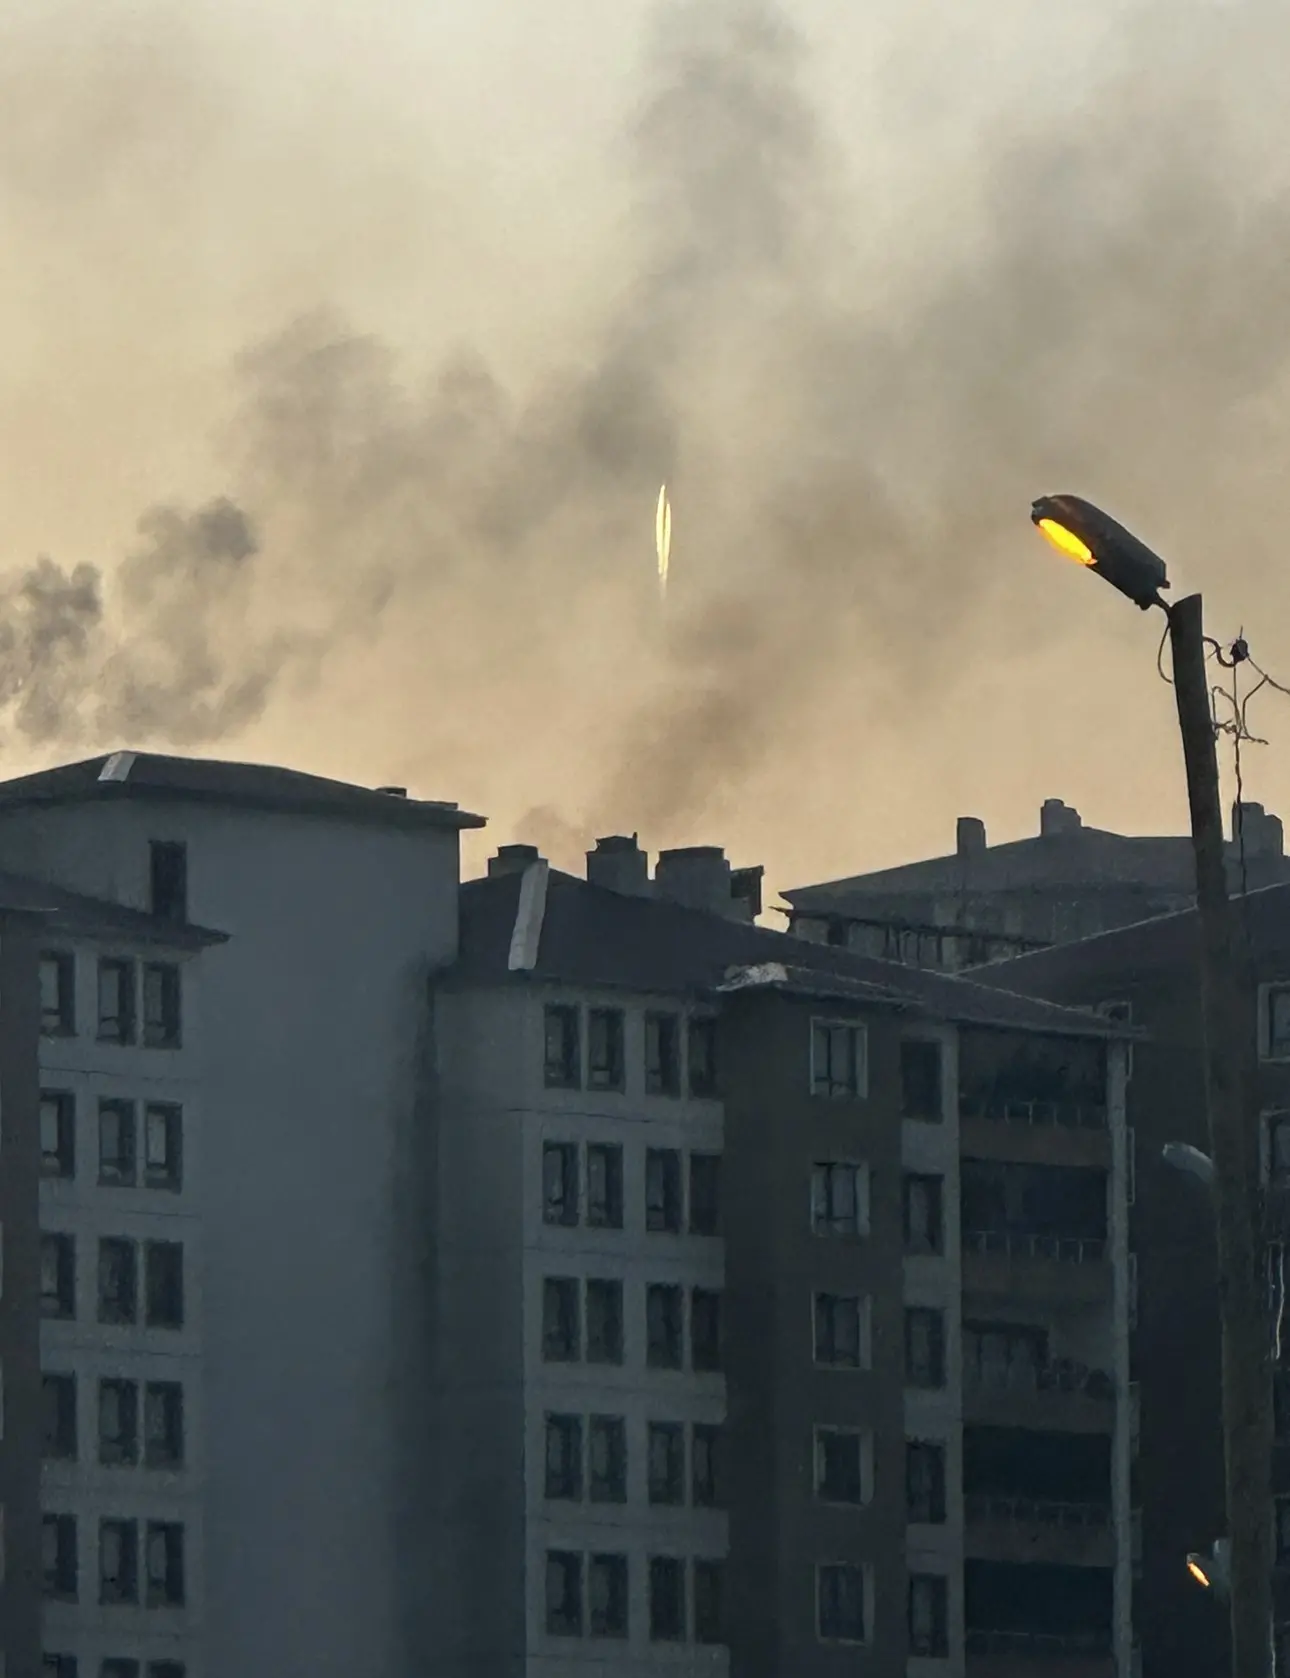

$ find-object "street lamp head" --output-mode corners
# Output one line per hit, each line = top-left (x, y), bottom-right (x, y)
(1031, 494), (1171, 611)
(1186, 1539), (1231, 1599)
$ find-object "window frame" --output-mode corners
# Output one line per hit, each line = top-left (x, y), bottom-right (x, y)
(98, 1377), (140, 1467)
(144, 1103), (183, 1192)
(586, 1007), (625, 1092)
(816, 1561), (869, 1646)
(688, 1152), (721, 1237)
(42, 1511), (78, 1601)
(144, 1240), (185, 1330)
(585, 1278), (625, 1366)
(903, 1173), (945, 1256)
(690, 1287), (722, 1373)
(149, 840), (188, 924)
(585, 1142), (623, 1230)
(40, 951), (76, 1038)
(543, 1004), (582, 1090)
(900, 1037), (944, 1121)
(908, 1572), (950, 1658)
(647, 1421), (686, 1506)
(142, 962), (183, 1050)
(41, 1232), (76, 1320)
(810, 1017), (868, 1100)
(810, 1160), (870, 1239)
(96, 958), (137, 1046)
(545, 1549), (584, 1637)
(42, 1373), (77, 1462)
(588, 1414), (627, 1505)
(98, 1099), (138, 1188)
(812, 1291), (871, 1370)
(144, 1381), (184, 1470)
(647, 1554), (687, 1643)
(1261, 983), (1290, 1063)
(40, 1090), (76, 1180)
(693, 1558), (724, 1646)
(145, 1521), (185, 1608)
(543, 1412), (583, 1502)
(906, 1438), (948, 1525)
(542, 1142), (579, 1228)
(97, 1238), (138, 1326)
(644, 1012), (682, 1097)
(692, 1423), (721, 1507)
(542, 1277), (581, 1363)
(645, 1148), (683, 1234)
(98, 1516), (139, 1606)
(646, 1282), (685, 1370)
(904, 1306), (947, 1389)
(813, 1425), (873, 1506)
(687, 1015), (718, 1097)
(588, 1551), (629, 1639)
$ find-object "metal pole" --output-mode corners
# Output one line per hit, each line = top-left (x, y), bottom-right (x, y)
(1169, 592), (1273, 1678)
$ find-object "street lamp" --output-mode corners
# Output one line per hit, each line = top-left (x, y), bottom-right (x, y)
(1031, 494), (1272, 1678)
(1188, 1539), (1232, 1598)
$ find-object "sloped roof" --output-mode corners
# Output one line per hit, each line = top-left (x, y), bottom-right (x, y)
(0, 868), (225, 949)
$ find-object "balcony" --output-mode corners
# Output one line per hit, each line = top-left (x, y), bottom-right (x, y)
(962, 1230), (1113, 1306)
(960, 1097), (1111, 1170)
(966, 1629), (1113, 1678)
(963, 1358), (1116, 1434)
(964, 1495), (1115, 1568)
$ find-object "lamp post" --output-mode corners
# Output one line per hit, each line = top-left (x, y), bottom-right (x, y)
(1032, 494), (1272, 1678)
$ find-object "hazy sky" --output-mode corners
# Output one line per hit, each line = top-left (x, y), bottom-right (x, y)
(2, 0), (1289, 898)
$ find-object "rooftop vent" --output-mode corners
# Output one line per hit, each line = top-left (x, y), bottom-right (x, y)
(375, 786), (408, 798)
(957, 816), (987, 857)
(1232, 801), (1285, 860)
(488, 843), (543, 878)
(1040, 798), (1083, 838)
(655, 846), (733, 915)
(587, 834), (651, 896)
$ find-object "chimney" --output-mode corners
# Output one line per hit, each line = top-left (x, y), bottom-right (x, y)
(1232, 801), (1284, 859)
(375, 785), (407, 798)
(586, 834), (651, 896)
(957, 817), (987, 857)
(730, 865), (765, 923)
(1040, 798), (1083, 838)
(654, 846), (733, 916)
(488, 843), (542, 878)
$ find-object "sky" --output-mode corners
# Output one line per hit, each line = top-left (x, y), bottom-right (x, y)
(2, 0), (1290, 899)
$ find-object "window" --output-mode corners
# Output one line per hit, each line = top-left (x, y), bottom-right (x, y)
(694, 1560), (724, 1646)
(811, 1162), (869, 1237)
(41, 1092), (75, 1179)
(813, 1293), (869, 1369)
(42, 1660), (78, 1678)
(98, 1101), (137, 1187)
(646, 1283), (684, 1369)
(1277, 1496), (1290, 1563)
(691, 1288), (721, 1372)
(646, 1149), (682, 1233)
(904, 1174), (944, 1255)
(144, 1105), (182, 1192)
(546, 1550), (583, 1636)
(42, 1514), (77, 1599)
(648, 1556), (686, 1642)
(588, 1415), (626, 1503)
(543, 1143), (578, 1226)
(43, 1374), (77, 1461)
(587, 1009), (624, 1092)
(544, 1005), (580, 1089)
(101, 1666), (138, 1678)
(815, 1427), (871, 1505)
(648, 1422), (685, 1505)
(142, 965), (181, 1050)
(811, 1019), (866, 1099)
(40, 952), (75, 1036)
(905, 1308), (946, 1388)
(586, 1280), (624, 1365)
(97, 960), (136, 1045)
(149, 841), (188, 923)
(145, 1522), (185, 1607)
(544, 1414), (582, 1500)
(692, 1424), (721, 1507)
(98, 1380), (139, 1466)
(149, 1667), (185, 1678)
(586, 1143), (623, 1229)
(589, 1553), (628, 1639)
(1268, 986), (1290, 1061)
(689, 1154), (720, 1236)
(645, 1012), (681, 1096)
(909, 1573), (949, 1657)
(145, 1242), (184, 1329)
(98, 1240), (137, 1325)
(817, 1562), (867, 1643)
(41, 1234), (75, 1319)
(1271, 1116), (1290, 1184)
(144, 1383), (184, 1469)
(543, 1279), (580, 1361)
(907, 1440), (947, 1524)
(901, 1039), (943, 1120)
(688, 1016), (717, 1096)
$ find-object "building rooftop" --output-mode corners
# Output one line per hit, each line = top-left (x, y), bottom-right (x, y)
(0, 868), (226, 949)
(0, 751), (486, 833)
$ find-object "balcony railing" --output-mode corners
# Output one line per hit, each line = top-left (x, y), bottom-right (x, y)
(961, 1096), (1108, 1131)
(963, 1359), (1115, 1400)
(965, 1495), (1111, 1530)
(966, 1628), (1112, 1659)
(963, 1230), (1107, 1264)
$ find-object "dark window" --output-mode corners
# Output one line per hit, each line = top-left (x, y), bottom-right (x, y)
(645, 1012), (681, 1096)
(149, 1666), (185, 1678)
(689, 1153), (720, 1236)
(588, 1415), (626, 1503)
(144, 1104), (183, 1192)
(98, 1100), (137, 1187)
(901, 1039), (943, 1120)
(817, 1563), (866, 1643)
(648, 1422), (685, 1505)
(42, 1374), (77, 1460)
(691, 1288), (722, 1372)
(589, 1553), (628, 1639)
(543, 1143), (578, 1226)
(145, 1242), (184, 1329)
(904, 1174), (944, 1255)
(648, 1556), (686, 1642)
(544, 1414), (582, 1500)
(149, 841), (188, 923)
(42, 1659), (78, 1678)
(906, 1308), (946, 1388)
(98, 1379), (139, 1465)
(101, 1666), (139, 1678)
(963, 1322), (1046, 1390)
(815, 1427), (868, 1504)
(909, 1574), (949, 1657)
(814, 1293), (867, 1368)
(542, 1278), (580, 1362)
(1272, 1117), (1290, 1184)
(586, 1279), (624, 1365)
(646, 1149), (682, 1233)
(907, 1440), (947, 1523)
(98, 1239), (137, 1325)
(99, 1517), (138, 1604)
(694, 1560), (724, 1645)
(646, 1283), (684, 1369)
(688, 1016), (717, 1096)
(145, 1522), (185, 1607)
(1277, 1497), (1290, 1563)
(544, 1005), (580, 1088)
(41, 1233), (76, 1319)
(142, 964), (182, 1050)
(144, 1382), (184, 1469)
(40, 952), (75, 1036)
(1269, 987), (1290, 1060)
(811, 1162), (868, 1236)
(587, 1008), (625, 1091)
(43, 1513), (78, 1599)
(586, 1143), (623, 1229)
(41, 1092), (75, 1179)
(97, 960), (136, 1045)
(811, 1019), (865, 1098)
(692, 1424), (721, 1507)
(546, 1550), (583, 1636)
